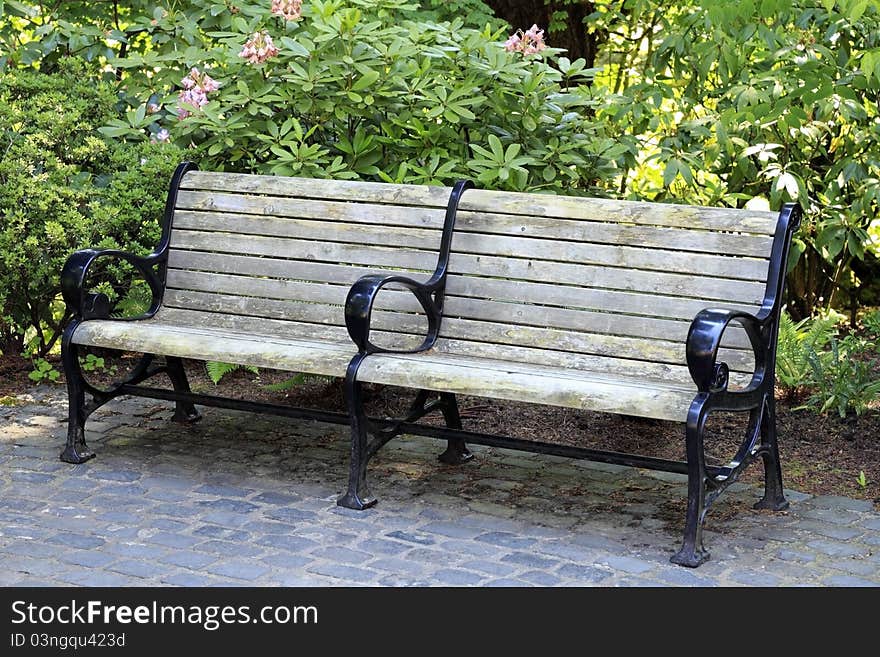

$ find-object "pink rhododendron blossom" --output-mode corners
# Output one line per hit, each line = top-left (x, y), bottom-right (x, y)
(177, 68), (219, 120)
(271, 0), (302, 21)
(239, 31), (279, 64)
(503, 24), (547, 55)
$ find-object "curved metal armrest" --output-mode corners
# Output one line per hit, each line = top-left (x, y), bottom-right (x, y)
(61, 248), (165, 320)
(345, 274), (440, 354)
(686, 307), (771, 392)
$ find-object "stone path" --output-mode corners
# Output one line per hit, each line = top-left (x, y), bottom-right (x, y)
(1, 387), (878, 586)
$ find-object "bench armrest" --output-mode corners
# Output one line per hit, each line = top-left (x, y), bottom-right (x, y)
(343, 179), (473, 355)
(61, 248), (167, 320)
(60, 162), (197, 322)
(685, 308), (771, 393)
(345, 274), (442, 354)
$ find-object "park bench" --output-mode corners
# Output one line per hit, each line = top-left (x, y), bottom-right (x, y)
(60, 162), (799, 567)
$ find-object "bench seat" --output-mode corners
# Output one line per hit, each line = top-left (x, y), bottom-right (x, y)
(75, 314), (698, 421)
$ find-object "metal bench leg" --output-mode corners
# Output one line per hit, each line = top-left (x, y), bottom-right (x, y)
(165, 356), (201, 423)
(60, 325), (95, 464)
(671, 397), (710, 567)
(437, 393), (473, 465)
(754, 395), (789, 512)
(338, 359), (377, 510)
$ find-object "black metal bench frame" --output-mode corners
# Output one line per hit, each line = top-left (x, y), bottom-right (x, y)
(59, 162), (801, 568)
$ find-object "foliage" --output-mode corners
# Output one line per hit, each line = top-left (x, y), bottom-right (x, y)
(776, 308), (879, 416)
(776, 309), (840, 391)
(587, 0), (880, 318)
(205, 361), (260, 385)
(802, 334), (880, 418)
(1, 0), (615, 193)
(0, 62), (185, 357)
(27, 358), (59, 383)
(263, 372), (333, 391)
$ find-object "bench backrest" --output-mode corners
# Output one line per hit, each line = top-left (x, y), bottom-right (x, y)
(163, 170), (777, 388)
(162, 170), (453, 342)
(437, 191), (778, 387)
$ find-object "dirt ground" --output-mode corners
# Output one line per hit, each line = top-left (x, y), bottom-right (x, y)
(2, 352), (878, 509)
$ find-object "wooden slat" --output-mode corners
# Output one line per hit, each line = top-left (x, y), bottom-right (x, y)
(176, 193), (772, 259)
(72, 320), (353, 377)
(169, 231), (764, 304)
(169, 231), (439, 271)
(178, 171), (777, 234)
(174, 209), (769, 279)
(174, 210), (440, 251)
(357, 355), (694, 422)
(455, 214), (772, 259)
(166, 270), (754, 349)
(447, 254), (765, 304)
(445, 275), (759, 322)
(160, 289), (756, 371)
(167, 251), (430, 287)
(180, 171), (453, 207)
(459, 189), (779, 234)
(167, 251), (760, 323)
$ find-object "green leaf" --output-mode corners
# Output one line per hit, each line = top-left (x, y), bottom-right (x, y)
(663, 160), (679, 187)
(352, 70), (380, 91)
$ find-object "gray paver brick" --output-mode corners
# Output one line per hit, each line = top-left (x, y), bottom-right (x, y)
(386, 530), (435, 546)
(823, 574), (877, 587)
(556, 564), (612, 583)
(160, 551), (218, 570)
(433, 568), (484, 586)
(600, 555), (656, 575)
(109, 560), (159, 579)
(147, 532), (201, 549)
(356, 538), (410, 556)
(306, 563), (377, 583)
(4, 389), (880, 588)
(501, 551), (559, 569)
(729, 570), (783, 587)
(47, 532), (106, 550)
(806, 540), (868, 558)
(475, 532), (537, 550)
(311, 546), (373, 565)
(206, 561), (270, 581)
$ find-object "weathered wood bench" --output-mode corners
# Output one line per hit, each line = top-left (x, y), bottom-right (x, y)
(60, 162), (799, 567)
(337, 186), (800, 568)
(60, 162), (472, 462)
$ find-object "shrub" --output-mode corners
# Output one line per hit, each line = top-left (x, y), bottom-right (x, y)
(0, 62), (185, 357)
(74, 0), (616, 191)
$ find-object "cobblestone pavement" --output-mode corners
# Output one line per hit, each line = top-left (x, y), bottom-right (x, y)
(1, 387), (878, 587)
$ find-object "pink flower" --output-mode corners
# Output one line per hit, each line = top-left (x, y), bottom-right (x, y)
(503, 24), (547, 55)
(177, 68), (220, 120)
(271, 0), (302, 21)
(147, 102), (160, 114)
(239, 31), (279, 64)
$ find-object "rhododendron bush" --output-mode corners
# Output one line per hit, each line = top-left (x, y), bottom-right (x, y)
(0, 0), (613, 191)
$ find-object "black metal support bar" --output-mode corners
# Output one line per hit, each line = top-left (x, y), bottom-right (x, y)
(115, 384), (730, 478)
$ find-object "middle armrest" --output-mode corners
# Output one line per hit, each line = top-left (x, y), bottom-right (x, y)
(344, 274), (441, 354)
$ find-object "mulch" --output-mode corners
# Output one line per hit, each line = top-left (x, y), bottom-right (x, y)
(2, 352), (878, 508)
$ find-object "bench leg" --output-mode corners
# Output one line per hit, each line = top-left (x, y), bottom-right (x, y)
(754, 396), (789, 512)
(166, 357), (201, 423)
(338, 374), (377, 510)
(671, 398), (710, 568)
(60, 331), (95, 464)
(437, 393), (473, 465)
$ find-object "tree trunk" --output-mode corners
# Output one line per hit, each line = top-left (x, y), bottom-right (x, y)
(484, 1), (601, 67)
